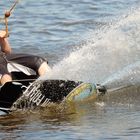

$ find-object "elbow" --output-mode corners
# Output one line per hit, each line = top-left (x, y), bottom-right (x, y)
(5, 49), (12, 54)
(1, 47), (12, 54)
(4, 48), (12, 54)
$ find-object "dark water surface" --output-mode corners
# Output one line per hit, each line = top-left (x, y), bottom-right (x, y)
(0, 0), (140, 139)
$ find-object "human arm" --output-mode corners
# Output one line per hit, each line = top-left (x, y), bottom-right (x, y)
(0, 30), (11, 54)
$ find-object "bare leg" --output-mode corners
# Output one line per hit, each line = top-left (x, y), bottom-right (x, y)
(1, 74), (12, 85)
(38, 62), (51, 76)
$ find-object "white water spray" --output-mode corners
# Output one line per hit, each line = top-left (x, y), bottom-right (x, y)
(45, 9), (140, 87)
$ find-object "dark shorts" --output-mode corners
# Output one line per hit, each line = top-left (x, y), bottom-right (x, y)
(0, 53), (47, 77)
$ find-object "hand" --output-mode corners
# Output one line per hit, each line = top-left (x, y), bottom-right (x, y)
(0, 30), (6, 39)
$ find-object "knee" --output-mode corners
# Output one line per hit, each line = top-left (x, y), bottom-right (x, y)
(38, 62), (51, 76)
(1, 74), (12, 85)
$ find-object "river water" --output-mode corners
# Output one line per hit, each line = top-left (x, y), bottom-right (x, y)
(0, 0), (140, 139)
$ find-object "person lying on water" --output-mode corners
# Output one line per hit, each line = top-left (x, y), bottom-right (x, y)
(0, 30), (51, 85)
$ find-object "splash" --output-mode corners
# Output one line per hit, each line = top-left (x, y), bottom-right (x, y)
(45, 9), (140, 87)
(102, 61), (140, 89)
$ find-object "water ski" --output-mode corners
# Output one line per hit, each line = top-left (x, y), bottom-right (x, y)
(0, 78), (106, 114)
